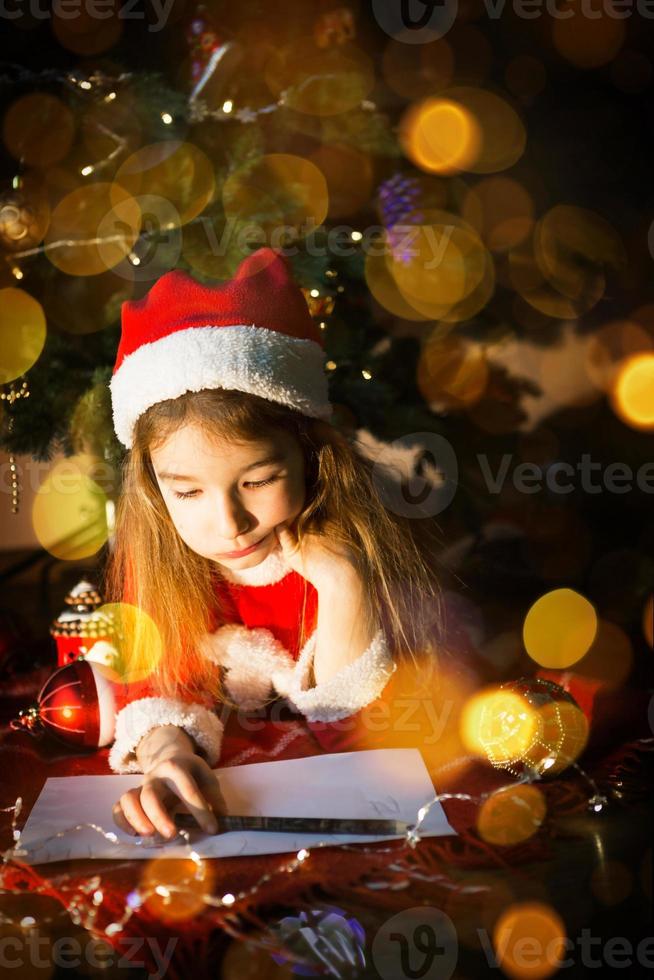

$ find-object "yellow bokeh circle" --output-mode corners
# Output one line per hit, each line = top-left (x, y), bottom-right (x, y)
(523, 588), (598, 669)
(493, 902), (567, 980)
(477, 784), (547, 846)
(461, 687), (538, 767)
(0, 287), (47, 384)
(400, 97), (482, 175)
(114, 141), (215, 228)
(45, 182), (141, 276)
(222, 154), (328, 240)
(610, 353), (654, 431)
(97, 602), (163, 687)
(33, 459), (108, 561)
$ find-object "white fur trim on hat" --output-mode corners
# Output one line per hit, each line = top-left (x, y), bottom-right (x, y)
(199, 623), (295, 711)
(108, 697), (224, 774)
(110, 324), (332, 449)
(271, 627), (396, 723)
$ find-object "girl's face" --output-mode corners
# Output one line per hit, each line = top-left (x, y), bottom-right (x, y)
(150, 421), (306, 569)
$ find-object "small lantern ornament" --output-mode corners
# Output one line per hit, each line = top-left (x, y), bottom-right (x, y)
(10, 658), (117, 749)
(50, 579), (116, 668)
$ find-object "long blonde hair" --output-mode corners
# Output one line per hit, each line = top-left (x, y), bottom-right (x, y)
(103, 388), (445, 702)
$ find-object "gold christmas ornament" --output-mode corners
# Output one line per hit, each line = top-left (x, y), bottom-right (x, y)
(461, 677), (589, 778)
(0, 186), (50, 253)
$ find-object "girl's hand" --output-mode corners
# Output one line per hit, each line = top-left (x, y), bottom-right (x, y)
(111, 751), (227, 840)
(274, 520), (359, 592)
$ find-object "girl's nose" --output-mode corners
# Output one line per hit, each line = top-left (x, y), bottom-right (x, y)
(213, 494), (251, 538)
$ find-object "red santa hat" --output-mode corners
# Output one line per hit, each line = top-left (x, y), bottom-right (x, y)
(110, 247), (333, 449)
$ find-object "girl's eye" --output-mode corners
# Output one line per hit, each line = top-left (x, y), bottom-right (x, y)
(244, 475), (280, 489)
(173, 475), (280, 500)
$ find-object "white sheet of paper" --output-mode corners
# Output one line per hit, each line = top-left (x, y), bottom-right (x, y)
(17, 748), (457, 864)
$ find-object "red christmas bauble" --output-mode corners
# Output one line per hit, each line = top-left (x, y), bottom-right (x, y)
(10, 658), (117, 749)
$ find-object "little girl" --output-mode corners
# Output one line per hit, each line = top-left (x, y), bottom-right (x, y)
(106, 247), (441, 840)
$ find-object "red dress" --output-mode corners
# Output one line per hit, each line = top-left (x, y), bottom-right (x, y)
(108, 546), (396, 773)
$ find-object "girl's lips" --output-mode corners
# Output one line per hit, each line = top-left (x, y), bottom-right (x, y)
(217, 533), (269, 559)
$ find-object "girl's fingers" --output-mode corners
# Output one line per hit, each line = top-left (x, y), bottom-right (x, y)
(111, 801), (138, 836)
(196, 769), (228, 818)
(148, 765), (218, 834)
(119, 788), (158, 837)
(139, 781), (182, 839)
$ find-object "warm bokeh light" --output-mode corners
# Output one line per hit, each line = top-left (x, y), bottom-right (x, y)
(33, 457), (109, 561)
(265, 40), (375, 116)
(523, 589), (598, 669)
(463, 177), (534, 253)
(141, 857), (215, 923)
(552, 3), (626, 69)
(525, 698), (589, 775)
(222, 154), (328, 240)
(399, 97), (482, 175)
(364, 245), (432, 321)
(493, 902), (567, 979)
(97, 602), (163, 686)
(535, 205), (626, 306)
(356, 657), (478, 789)
(584, 319), (653, 393)
(115, 141), (215, 227)
(417, 332), (490, 410)
(461, 688), (538, 768)
(610, 353), (654, 431)
(442, 88), (527, 174)
(0, 287), (47, 383)
(45, 182), (141, 276)
(3, 93), (75, 167)
(438, 245), (495, 324)
(509, 236), (605, 319)
(477, 784), (547, 846)
(386, 209), (491, 322)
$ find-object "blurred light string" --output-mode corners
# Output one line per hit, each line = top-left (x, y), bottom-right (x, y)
(0, 752), (609, 947)
(1, 65), (377, 277)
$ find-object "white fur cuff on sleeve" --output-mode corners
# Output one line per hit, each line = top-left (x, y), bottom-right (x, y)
(199, 623), (295, 711)
(271, 628), (396, 723)
(108, 697), (224, 774)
